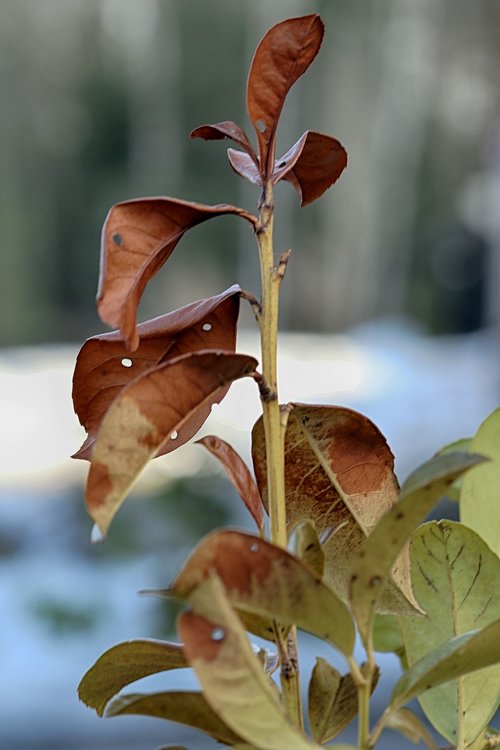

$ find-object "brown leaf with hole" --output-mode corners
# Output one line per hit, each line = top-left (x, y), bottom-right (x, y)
(252, 404), (420, 616)
(86, 351), (257, 536)
(272, 131), (347, 206)
(73, 286), (241, 461)
(247, 14), (324, 178)
(191, 121), (259, 168)
(98, 197), (256, 350)
(197, 436), (264, 532)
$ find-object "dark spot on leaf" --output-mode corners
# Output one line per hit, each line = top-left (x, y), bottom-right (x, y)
(395, 511), (404, 520)
(278, 161), (287, 168)
(301, 415), (310, 425)
(359, 551), (365, 558)
(305, 543), (315, 552)
(113, 233), (123, 246)
(351, 574), (358, 583)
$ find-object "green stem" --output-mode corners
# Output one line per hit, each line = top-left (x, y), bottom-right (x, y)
(357, 636), (376, 749)
(256, 183), (286, 549)
(255, 183), (301, 724)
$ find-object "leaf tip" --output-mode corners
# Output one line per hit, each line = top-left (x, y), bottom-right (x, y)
(91, 523), (106, 544)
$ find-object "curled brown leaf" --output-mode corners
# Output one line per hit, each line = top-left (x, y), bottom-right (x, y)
(98, 197), (256, 350)
(191, 121), (258, 167)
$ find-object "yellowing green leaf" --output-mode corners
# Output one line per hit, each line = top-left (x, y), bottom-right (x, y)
(350, 452), (483, 646)
(78, 639), (187, 716)
(398, 522), (500, 745)
(178, 574), (321, 750)
(461, 408), (500, 555)
(105, 690), (241, 744)
(172, 529), (355, 657)
(392, 619), (500, 707)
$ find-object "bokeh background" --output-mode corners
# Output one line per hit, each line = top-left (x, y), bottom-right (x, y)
(1, 1), (499, 748)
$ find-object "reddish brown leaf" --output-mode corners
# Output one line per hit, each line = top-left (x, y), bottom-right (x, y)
(272, 131), (348, 206)
(98, 198), (256, 351)
(86, 351), (257, 536)
(191, 121), (259, 167)
(227, 149), (262, 186)
(252, 404), (420, 616)
(72, 287), (242, 461)
(247, 15), (324, 178)
(197, 436), (265, 532)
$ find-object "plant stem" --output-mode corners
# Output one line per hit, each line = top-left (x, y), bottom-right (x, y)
(256, 183), (287, 549)
(256, 183), (302, 725)
(357, 637), (376, 749)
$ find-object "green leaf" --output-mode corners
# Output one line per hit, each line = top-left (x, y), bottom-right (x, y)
(349, 452), (483, 646)
(392, 619), (500, 706)
(172, 529), (355, 658)
(461, 408), (500, 555)
(288, 520), (324, 577)
(105, 690), (241, 745)
(372, 614), (404, 654)
(435, 438), (472, 501)
(178, 574), (322, 750)
(385, 707), (438, 750)
(307, 658), (379, 743)
(398, 521), (500, 745)
(78, 639), (187, 716)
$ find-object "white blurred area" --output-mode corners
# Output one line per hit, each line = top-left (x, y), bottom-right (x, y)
(0, 324), (497, 497)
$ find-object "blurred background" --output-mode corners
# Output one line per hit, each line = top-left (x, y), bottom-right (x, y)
(1, 1), (499, 748)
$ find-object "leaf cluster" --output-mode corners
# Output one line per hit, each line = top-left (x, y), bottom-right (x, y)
(73, 15), (500, 750)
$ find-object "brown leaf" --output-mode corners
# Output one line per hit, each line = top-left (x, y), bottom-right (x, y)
(191, 121), (259, 168)
(86, 351), (257, 536)
(98, 197), (256, 350)
(252, 404), (419, 616)
(247, 14), (324, 178)
(227, 149), (262, 186)
(272, 131), (348, 206)
(72, 286), (241, 460)
(197, 436), (265, 532)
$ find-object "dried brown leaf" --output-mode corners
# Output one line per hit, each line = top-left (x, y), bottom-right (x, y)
(98, 197), (256, 350)
(252, 403), (419, 616)
(247, 15), (324, 178)
(191, 121), (258, 167)
(197, 435), (264, 531)
(73, 286), (241, 460)
(227, 148), (262, 185)
(272, 131), (347, 206)
(86, 351), (257, 536)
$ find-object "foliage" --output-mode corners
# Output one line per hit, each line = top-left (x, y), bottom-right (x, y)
(73, 14), (500, 750)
